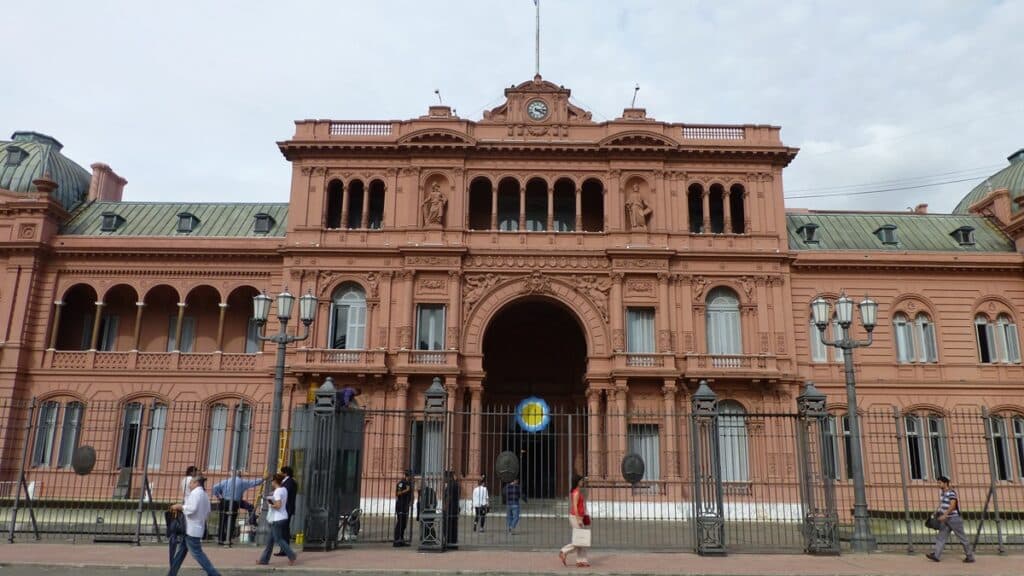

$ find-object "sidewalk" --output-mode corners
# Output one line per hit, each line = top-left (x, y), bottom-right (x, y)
(0, 542), (1017, 576)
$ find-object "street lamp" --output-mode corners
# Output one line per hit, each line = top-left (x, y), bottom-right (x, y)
(811, 292), (877, 552)
(253, 288), (317, 541)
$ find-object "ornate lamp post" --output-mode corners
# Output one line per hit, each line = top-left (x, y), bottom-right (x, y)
(253, 288), (317, 541)
(810, 293), (878, 552)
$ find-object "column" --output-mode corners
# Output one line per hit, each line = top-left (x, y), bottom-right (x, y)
(546, 184), (554, 231)
(340, 184), (350, 229)
(47, 301), (64, 349)
(678, 176), (689, 233)
(574, 186), (582, 231)
(173, 302), (186, 352)
(611, 273), (624, 352)
(360, 185), (370, 229)
(132, 301), (144, 351)
(215, 302), (228, 352)
(661, 380), (679, 478)
(88, 301), (105, 350)
(586, 387), (604, 478)
(604, 389), (615, 479)
(400, 271), (415, 349)
(657, 273), (670, 352)
(702, 190), (711, 233)
(723, 189), (732, 233)
(392, 376), (410, 475)
(614, 379), (628, 466)
(448, 271), (461, 350)
(490, 186), (498, 230)
(468, 383), (483, 478)
(518, 184), (526, 230)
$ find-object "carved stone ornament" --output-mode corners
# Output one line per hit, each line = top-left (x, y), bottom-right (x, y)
(520, 270), (552, 295)
(612, 329), (625, 352)
(417, 279), (447, 293)
(573, 275), (611, 321)
(398, 326), (412, 349)
(462, 273), (504, 313)
(624, 182), (653, 231)
(366, 272), (380, 299)
(658, 330), (672, 352)
(627, 279), (655, 294)
(421, 181), (448, 226)
(691, 276), (709, 301)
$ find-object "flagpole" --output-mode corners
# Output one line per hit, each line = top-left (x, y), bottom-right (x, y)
(535, 0), (540, 77)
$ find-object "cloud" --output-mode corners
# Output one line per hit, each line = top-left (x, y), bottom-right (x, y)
(2, 0), (1020, 214)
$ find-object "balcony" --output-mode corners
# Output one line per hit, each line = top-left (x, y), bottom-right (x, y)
(292, 349), (388, 375)
(684, 353), (778, 379)
(393, 350), (460, 375)
(611, 353), (679, 377)
(45, 350), (260, 372)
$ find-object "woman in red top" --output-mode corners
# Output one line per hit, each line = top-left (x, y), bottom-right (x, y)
(559, 475), (590, 568)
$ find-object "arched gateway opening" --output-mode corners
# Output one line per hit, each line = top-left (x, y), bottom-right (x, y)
(479, 298), (588, 500)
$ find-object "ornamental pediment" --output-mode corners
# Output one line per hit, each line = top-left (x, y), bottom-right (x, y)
(397, 128), (476, 147)
(599, 131), (679, 148)
(481, 75), (594, 125)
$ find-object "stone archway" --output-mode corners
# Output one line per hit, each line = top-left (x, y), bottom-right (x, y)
(462, 272), (610, 357)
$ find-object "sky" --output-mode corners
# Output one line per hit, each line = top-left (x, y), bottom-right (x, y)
(4, 0), (1022, 213)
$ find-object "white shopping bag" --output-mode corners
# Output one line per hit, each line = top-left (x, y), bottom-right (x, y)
(571, 527), (591, 547)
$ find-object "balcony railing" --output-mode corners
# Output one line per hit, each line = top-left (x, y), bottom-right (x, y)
(46, 350), (259, 372)
(612, 353), (677, 373)
(393, 350), (459, 373)
(293, 349), (387, 374)
(685, 353), (776, 373)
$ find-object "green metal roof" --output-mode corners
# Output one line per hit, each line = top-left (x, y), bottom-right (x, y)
(0, 132), (91, 211)
(786, 212), (1015, 252)
(954, 149), (1024, 214)
(62, 201), (288, 237)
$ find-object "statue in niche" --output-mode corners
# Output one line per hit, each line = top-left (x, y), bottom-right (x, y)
(421, 182), (448, 226)
(624, 183), (652, 231)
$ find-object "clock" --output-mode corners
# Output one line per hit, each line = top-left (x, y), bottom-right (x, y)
(526, 99), (549, 121)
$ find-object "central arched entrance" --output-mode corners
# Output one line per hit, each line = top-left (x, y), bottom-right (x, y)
(479, 298), (588, 500)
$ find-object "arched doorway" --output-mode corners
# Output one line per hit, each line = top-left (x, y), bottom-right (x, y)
(479, 298), (588, 500)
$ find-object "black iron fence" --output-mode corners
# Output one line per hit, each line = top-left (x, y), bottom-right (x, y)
(2, 388), (1023, 555)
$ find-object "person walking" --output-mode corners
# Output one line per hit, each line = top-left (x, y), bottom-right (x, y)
(503, 478), (522, 534)
(274, 466), (298, 556)
(443, 470), (460, 549)
(559, 475), (590, 568)
(471, 477), (489, 532)
(167, 475), (221, 576)
(392, 469), (413, 546)
(211, 475), (264, 544)
(926, 475), (975, 563)
(258, 474), (298, 566)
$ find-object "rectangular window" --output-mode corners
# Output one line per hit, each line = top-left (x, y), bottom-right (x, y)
(894, 319), (914, 364)
(146, 404), (167, 470)
(98, 315), (119, 352)
(626, 308), (655, 353)
(409, 420), (424, 475)
(918, 318), (938, 363)
(978, 322), (996, 363)
(810, 320), (827, 362)
(167, 315), (196, 352)
(416, 304), (445, 350)
(31, 402), (59, 467)
(332, 303), (366, 350)
(822, 415), (841, 480)
(1004, 322), (1021, 363)
(905, 416), (925, 480)
(842, 415), (855, 481)
(231, 403), (253, 470)
(245, 318), (260, 353)
(991, 417), (1012, 481)
(627, 424), (661, 481)
(119, 403), (143, 468)
(927, 416), (949, 480)
(206, 405), (228, 471)
(81, 312), (94, 349)
(1014, 418), (1024, 479)
(56, 402), (83, 468)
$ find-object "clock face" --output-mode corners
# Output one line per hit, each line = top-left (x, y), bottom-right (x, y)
(526, 99), (549, 120)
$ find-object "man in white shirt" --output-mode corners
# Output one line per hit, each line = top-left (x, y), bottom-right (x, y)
(471, 477), (489, 532)
(168, 475), (221, 576)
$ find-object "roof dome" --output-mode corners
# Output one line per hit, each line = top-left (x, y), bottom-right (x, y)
(0, 131), (92, 211)
(953, 148), (1024, 214)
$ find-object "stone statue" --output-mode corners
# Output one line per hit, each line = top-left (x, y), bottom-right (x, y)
(421, 182), (447, 225)
(624, 183), (652, 231)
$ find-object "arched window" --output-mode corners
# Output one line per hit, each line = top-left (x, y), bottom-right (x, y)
(823, 412), (853, 480)
(687, 184), (704, 233)
(997, 314), (1021, 364)
(326, 180), (344, 229)
(206, 401), (253, 471)
(990, 416), (1012, 481)
(709, 184), (725, 234)
(904, 412), (948, 480)
(976, 315), (996, 363)
(914, 313), (938, 362)
(729, 184), (746, 234)
(329, 284), (367, 350)
(468, 178), (493, 230)
(893, 313), (914, 363)
(718, 400), (748, 482)
(580, 178), (604, 232)
(118, 401), (166, 470)
(810, 316), (843, 363)
(706, 288), (742, 355)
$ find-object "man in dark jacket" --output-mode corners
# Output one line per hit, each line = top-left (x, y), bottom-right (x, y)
(443, 470), (460, 549)
(275, 466), (298, 556)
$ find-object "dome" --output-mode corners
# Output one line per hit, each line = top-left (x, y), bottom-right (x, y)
(0, 131), (92, 211)
(953, 148), (1024, 214)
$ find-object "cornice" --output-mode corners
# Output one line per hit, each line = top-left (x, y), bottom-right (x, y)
(55, 267), (273, 278)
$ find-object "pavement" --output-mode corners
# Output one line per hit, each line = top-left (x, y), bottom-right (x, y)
(0, 542), (1019, 576)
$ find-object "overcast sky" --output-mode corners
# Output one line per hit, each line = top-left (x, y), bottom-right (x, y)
(5, 1), (1022, 212)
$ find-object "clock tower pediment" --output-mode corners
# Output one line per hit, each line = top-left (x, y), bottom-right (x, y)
(481, 75), (594, 126)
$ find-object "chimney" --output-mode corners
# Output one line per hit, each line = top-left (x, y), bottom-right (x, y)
(88, 163), (127, 202)
(914, 203), (928, 214)
(32, 172), (58, 195)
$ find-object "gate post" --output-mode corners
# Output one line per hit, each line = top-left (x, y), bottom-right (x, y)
(796, 381), (839, 555)
(419, 376), (447, 552)
(981, 407), (1006, 554)
(303, 377), (339, 551)
(690, 380), (725, 555)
